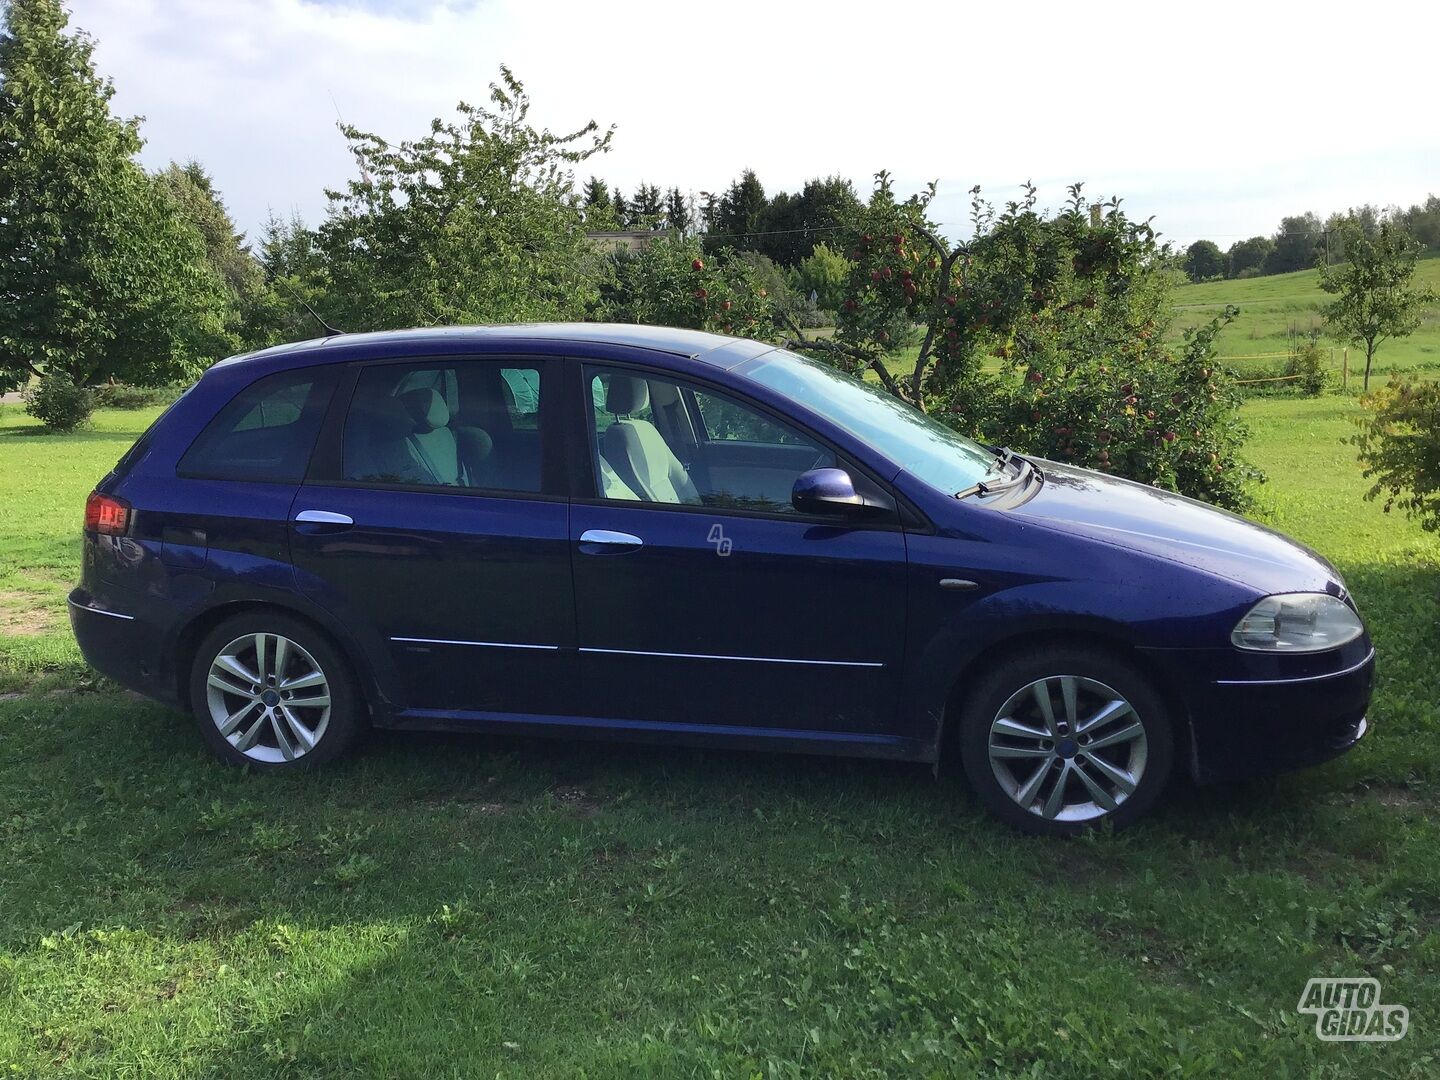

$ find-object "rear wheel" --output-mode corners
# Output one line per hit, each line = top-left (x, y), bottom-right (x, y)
(188, 611), (362, 769)
(958, 646), (1173, 835)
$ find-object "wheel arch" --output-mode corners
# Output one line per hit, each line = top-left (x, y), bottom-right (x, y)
(171, 597), (388, 721)
(931, 627), (1194, 775)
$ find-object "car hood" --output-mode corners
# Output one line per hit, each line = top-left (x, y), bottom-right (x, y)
(1010, 460), (1343, 596)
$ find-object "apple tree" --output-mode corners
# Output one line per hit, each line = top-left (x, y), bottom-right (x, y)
(788, 175), (1262, 510)
(1352, 375), (1440, 532)
(599, 235), (783, 338)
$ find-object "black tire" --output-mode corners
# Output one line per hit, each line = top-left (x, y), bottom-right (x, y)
(957, 645), (1174, 835)
(188, 610), (363, 770)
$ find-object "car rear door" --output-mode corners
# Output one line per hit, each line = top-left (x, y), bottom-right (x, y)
(290, 355), (577, 718)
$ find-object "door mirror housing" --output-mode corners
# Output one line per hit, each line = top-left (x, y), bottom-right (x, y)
(792, 468), (889, 518)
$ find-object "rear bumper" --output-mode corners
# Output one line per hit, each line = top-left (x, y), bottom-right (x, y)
(1141, 641), (1375, 784)
(68, 588), (178, 704)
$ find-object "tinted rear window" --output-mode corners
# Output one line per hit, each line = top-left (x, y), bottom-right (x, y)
(178, 367), (337, 482)
(113, 384), (195, 475)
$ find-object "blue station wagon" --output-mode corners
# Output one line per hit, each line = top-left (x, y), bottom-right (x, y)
(70, 325), (1374, 834)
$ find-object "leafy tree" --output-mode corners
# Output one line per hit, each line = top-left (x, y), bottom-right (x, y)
(1183, 240), (1225, 282)
(0, 0), (229, 401)
(1319, 220), (1438, 391)
(1226, 236), (1272, 278)
(153, 160), (265, 350)
(581, 176), (618, 228)
(582, 175), (610, 210)
(1353, 375), (1440, 531)
(1395, 194), (1440, 250)
(793, 242), (853, 311)
(791, 175), (1259, 509)
(663, 187), (691, 234)
(706, 169), (767, 251)
(733, 250), (793, 312)
(754, 175), (862, 266)
(629, 183), (663, 228)
(153, 162), (258, 299)
(246, 212), (331, 346)
(315, 66), (613, 330)
(599, 236), (783, 338)
(1264, 213), (1323, 275)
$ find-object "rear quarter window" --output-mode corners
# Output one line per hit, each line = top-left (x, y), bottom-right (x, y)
(178, 367), (337, 482)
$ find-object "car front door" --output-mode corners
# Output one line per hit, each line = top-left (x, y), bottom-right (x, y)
(568, 360), (909, 741)
(291, 355), (576, 718)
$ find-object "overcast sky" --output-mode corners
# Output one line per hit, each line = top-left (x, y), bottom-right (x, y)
(67, 0), (1438, 251)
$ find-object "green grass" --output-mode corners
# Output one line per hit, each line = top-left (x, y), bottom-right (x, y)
(1170, 255), (1440, 384)
(2, 400), (1439, 1076)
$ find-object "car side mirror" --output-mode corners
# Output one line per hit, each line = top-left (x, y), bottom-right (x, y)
(792, 467), (885, 517)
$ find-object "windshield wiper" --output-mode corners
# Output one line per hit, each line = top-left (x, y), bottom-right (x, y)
(988, 446), (1015, 474)
(956, 453), (1034, 500)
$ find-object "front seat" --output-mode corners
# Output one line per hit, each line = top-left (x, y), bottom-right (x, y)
(601, 375), (700, 504)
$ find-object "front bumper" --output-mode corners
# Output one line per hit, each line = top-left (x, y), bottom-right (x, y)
(1141, 639), (1375, 784)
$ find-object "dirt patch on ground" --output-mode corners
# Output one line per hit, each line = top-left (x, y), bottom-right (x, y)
(551, 784), (603, 816)
(0, 590), (57, 635)
(1362, 785), (1433, 816)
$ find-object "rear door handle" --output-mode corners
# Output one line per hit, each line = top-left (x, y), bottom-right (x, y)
(578, 529), (643, 553)
(293, 509), (354, 532)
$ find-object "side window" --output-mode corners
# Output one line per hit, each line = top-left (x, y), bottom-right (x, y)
(586, 365), (832, 513)
(341, 361), (545, 493)
(178, 368), (336, 482)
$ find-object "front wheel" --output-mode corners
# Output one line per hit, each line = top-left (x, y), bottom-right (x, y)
(958, 647), (1174, 835)
(188, 611), (362, 770)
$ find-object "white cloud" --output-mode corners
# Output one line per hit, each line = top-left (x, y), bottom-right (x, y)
(70, 0), (1440, 248)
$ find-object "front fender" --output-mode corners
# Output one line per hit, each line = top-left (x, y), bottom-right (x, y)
(901, 580), (1153, 759)
(899, 540), (1257, 762)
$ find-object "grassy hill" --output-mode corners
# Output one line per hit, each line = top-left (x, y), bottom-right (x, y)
(1168, 254), (1440, 386)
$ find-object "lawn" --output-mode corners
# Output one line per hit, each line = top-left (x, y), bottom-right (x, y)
(1, 398), (1438, 1076)
(1169, 255), (1440, 384)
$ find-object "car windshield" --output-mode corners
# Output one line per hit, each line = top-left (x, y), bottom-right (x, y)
(743, 349), (998, 494)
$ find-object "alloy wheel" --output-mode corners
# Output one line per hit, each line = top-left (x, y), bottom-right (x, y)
(987, 675), (1148, 822)
(204, 632), (331, 763)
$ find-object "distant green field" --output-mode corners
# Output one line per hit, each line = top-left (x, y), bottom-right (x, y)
(871, 255), (1440, 390)
(1169, 255), (1440, 386)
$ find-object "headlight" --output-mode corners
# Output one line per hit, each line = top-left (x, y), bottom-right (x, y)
(1231, 593), (1364, 653)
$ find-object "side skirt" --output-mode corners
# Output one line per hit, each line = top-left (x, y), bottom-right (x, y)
(383, 708), (934, 763)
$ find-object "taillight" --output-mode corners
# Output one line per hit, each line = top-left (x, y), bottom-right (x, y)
(84, 492), (130, 535)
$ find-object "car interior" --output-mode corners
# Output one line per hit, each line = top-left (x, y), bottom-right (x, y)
(327, 361), (841, 512)
(587, 368), (834, 513)
(342, 364), (543, 492)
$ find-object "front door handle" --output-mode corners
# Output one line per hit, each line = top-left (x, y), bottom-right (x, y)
(578, 529), (643, 553)
(293, 509), (354, 532)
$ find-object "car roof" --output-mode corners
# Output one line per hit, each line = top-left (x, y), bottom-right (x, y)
(213, 323), (776, 373)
